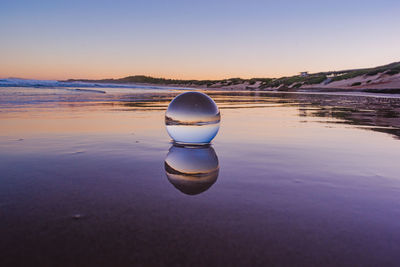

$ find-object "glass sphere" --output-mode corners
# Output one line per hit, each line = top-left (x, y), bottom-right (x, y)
(164, 144), (219, 195)
(165, 92), (220, 145)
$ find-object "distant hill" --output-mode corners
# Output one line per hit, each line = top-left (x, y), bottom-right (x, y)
(65, 61), (400, 91)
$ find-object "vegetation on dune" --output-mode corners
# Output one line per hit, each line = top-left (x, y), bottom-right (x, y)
(257, 73), (327, 89)
(330, 70), (369, 82)
(386, 70), (399, 75)
(351, 82), (362, 86)
(66, 61), (400, 90)
(292, 83), (302, 88)
(330, 62), (400, 82)
(303, 74), (327, 85)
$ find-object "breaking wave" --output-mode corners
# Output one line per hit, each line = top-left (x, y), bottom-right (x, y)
(0, 78), (177, 90)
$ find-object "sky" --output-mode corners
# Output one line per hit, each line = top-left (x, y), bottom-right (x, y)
(1, 0), (400, 80)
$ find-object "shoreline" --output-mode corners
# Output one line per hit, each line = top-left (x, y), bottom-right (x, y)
(112, 81), (400, 95)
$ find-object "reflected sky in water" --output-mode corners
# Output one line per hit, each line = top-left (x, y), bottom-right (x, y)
(165, 144), (219, 195)
(1, 87), (400, 266)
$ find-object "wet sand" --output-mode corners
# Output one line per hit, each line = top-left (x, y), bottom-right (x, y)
(1, 87), (400, 266)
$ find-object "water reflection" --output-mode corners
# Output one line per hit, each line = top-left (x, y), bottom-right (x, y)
(164, 144), (219, 195)
(118, 91), (400, 140)
(4, 86), (400, 140)
(203, 91), (400, 139)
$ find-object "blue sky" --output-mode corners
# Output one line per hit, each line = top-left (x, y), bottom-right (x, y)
(1, 0), (400, 79)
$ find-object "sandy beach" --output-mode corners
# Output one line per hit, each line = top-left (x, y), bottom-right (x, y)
(2, 87), (400, 266)
(2, 0), (400, 265)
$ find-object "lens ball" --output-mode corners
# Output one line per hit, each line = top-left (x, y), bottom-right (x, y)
(165, 92), (220, 145)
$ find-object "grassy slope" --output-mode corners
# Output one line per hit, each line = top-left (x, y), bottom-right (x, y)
(66, 61), (400, 89)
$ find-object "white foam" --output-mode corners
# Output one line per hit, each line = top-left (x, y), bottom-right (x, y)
(0, 78), (179, 90)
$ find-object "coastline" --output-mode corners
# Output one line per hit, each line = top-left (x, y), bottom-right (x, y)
(61, 64), (400, 94)
(106, 81), (400, 95)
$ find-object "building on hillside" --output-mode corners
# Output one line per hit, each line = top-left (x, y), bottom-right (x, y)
(300, 71), (308, 77)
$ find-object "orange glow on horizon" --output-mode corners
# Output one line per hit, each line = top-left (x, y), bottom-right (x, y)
(0, 67), (290, 81)
(1, 53), (399, 81)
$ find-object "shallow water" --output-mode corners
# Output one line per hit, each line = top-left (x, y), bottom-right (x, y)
(1, 87), (400, 266)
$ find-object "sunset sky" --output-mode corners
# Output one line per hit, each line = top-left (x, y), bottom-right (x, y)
(1, 0), (400, 80)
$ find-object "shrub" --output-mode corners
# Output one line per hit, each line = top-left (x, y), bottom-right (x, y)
(366, 69), (383, 76)
(292, 83), (302, 88)
(304, 75), (327, 84)
(331, 70), (369, 82)
(386, 70), (399, 75)
(253, 78), (273, 83)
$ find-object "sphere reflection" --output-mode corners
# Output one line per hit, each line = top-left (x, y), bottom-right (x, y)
(165, 92), (220, 145)
(164, 144), (219, 195)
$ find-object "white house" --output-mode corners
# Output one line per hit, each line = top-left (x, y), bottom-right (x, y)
(300, 71), (308, 77)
